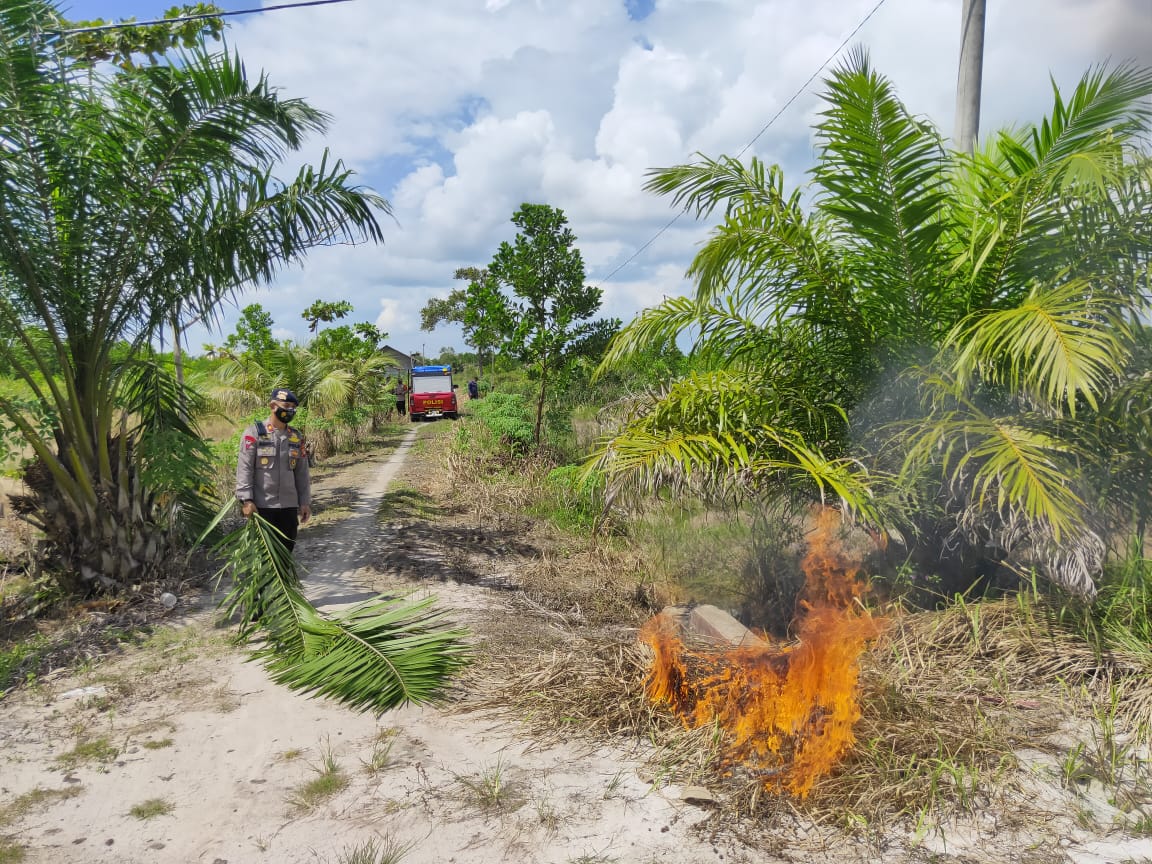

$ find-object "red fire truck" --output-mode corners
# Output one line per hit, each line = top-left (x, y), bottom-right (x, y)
(408, 365), (459, 422)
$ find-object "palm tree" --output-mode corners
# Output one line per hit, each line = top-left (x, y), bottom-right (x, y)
(211, 342), (397, 455)
(0, 1), (391, 592)
(595, 51), (1152, 593)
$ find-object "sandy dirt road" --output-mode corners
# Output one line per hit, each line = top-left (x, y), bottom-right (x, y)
(0, 426), (745, 864)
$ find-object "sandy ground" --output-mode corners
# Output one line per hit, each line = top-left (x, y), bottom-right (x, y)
(0, 427), (746, 864)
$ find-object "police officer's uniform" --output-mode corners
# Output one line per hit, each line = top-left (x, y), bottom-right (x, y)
(235, 392), (311, 551)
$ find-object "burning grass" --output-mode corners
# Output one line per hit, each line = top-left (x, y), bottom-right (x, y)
(470, 595), (1151, 829)
(643, 605), (887, 799)
(633, 508), (888, 802)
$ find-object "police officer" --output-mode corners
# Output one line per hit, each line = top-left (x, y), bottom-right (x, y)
(235, 388), (312, 551)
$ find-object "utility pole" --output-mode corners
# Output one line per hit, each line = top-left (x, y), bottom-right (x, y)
(954, 0), (986, 153)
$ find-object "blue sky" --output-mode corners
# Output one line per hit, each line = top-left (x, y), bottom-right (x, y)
(57, 0), (1152, 357)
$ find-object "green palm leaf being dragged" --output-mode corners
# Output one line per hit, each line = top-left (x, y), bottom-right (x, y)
(261, 595), (467, 711)
(209, 513), (469, 713)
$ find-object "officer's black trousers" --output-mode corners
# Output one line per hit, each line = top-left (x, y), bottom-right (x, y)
(258, 507), (299, 552)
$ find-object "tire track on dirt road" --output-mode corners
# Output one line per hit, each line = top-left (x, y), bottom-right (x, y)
(300, 426), (419, 612)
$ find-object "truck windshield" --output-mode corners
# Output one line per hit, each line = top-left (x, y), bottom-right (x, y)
(411, 376), (451, 394)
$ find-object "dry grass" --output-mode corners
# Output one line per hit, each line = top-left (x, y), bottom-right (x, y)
(467, 595), (1152, 831)
(444, 445), (671, 627)
(807, 598), (1152, 826)
(514, 547), (666, 628)
(0, 786), (83, 827)
(464, 635), (725, 791)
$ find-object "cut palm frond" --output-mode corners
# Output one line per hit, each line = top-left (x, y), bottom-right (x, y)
(205, 511), (469, 713)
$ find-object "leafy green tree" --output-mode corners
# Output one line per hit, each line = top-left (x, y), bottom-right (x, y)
(224, 304), (276, 359)
(482, 204), (604, 445)
(421, 267), (503, 378)
(420, 287), (466, 331)
(310, 322), (386, 362)
(302, 299), (354, 333)
(0, 1), (389, 592)
(54, 3), (226, 69)
(596, 52), (1152, 593)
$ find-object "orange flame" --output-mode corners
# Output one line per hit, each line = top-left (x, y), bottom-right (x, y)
(641, 508), (887, 798)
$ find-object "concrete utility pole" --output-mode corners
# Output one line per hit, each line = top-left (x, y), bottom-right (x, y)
(954, 0), (986, 153)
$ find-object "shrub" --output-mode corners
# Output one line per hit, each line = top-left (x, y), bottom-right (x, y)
(540, 464), (605, 530)
(468, 393), (534, 455)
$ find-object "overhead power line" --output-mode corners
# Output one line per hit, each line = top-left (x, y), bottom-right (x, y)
(596, 0), (889, 288)
(53, 0), (357, 35)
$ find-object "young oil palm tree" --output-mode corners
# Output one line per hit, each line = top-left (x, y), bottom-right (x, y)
(0, 1), (390, 592)
(210, 342), (396, 455)
(595, 50), (1152, 592)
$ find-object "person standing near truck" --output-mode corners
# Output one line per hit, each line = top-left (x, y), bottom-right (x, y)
(468, 377), (479, 400)
(235, 388), (312, 552)
(393, 378), (409, 416)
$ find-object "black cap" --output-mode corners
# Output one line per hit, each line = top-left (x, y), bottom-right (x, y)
(270, 388), (299, 405)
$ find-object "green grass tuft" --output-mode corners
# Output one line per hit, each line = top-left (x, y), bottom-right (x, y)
(337, 837), (412, 864)
(128, 798), (173, 820)
(56, 737), (119, 768)
(290, 740), (349, 810)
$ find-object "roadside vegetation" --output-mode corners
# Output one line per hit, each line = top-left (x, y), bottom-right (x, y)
(428, 51), (1152, 850)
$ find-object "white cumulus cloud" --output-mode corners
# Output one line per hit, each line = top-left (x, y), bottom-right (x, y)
(180, 0), (1149, 356)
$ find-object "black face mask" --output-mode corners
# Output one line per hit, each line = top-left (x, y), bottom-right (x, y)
(274, 406), (297, 423)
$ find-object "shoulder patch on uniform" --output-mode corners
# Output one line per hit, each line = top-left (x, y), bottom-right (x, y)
(243, 435), (256, 450)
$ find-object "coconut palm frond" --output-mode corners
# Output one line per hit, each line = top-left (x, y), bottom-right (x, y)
(646, 155), (842, 312)
(120, 356), (220, 541)
(949, 281), (1132, 416)
(590, 422), (882, 525)
(1017, 63), (1152, 187)
(309, 364), (354, 413)
(259, 595), (471, 712)
(210, 513), (470, 712)
(959, 65), (1152, 310)
(606, 367), (845, 448)
(747, 431), (886, 526)
(643, 153), (784, 220)
(588, 368), (876, 520)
